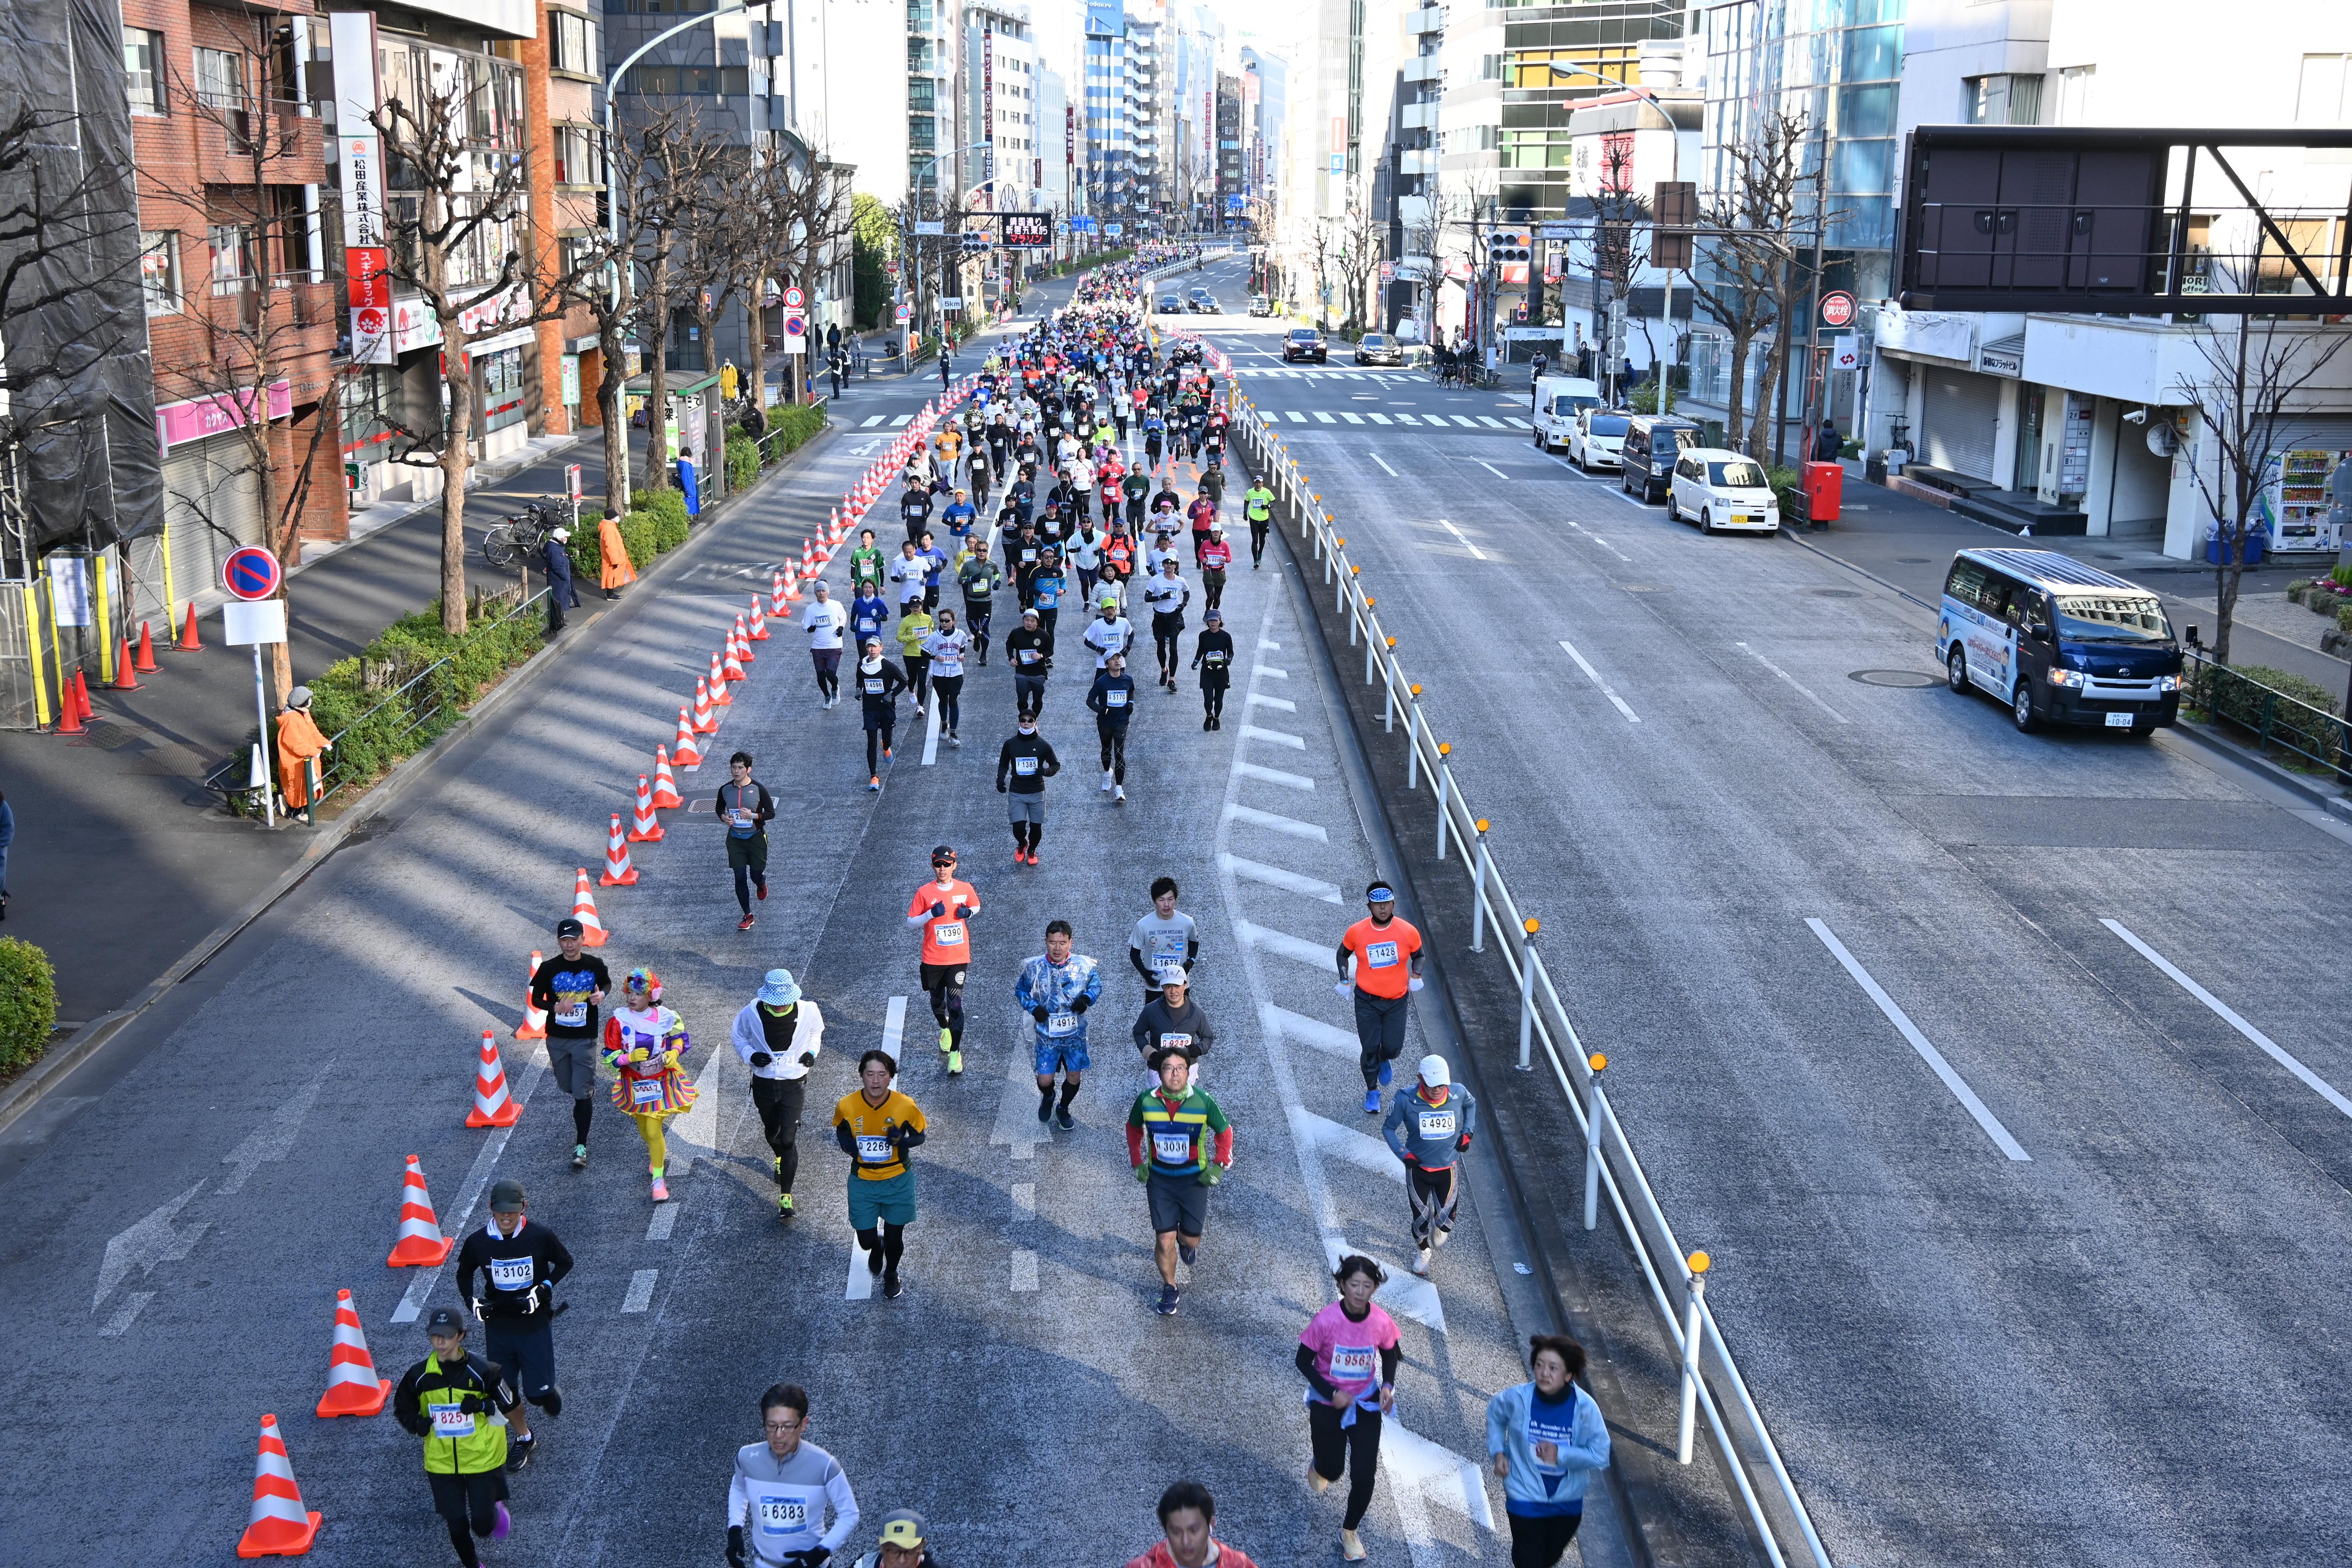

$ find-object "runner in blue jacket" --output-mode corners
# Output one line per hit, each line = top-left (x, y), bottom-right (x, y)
(1015, 920), (1103, 1130)
(1486, 1335), (1611, 1568)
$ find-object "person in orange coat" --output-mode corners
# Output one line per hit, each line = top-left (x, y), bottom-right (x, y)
(597, 513), (637, 599)
(275, 686), (331, 824)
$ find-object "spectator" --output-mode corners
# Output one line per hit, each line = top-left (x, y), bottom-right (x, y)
(1814, 417), (1843, 465)
(275, 686), (332, 826)
(597, 512), (637, 601)
(1125, 1481), (1258, 1568)
(0, 786), (12, 921)
(545, 526), (580, 635)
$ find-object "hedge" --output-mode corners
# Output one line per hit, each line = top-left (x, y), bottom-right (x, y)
(298, 597), (548, 794)
(0, 937), (57, 1075)
(759, 403), (828, 464)
(2189, 660), (2344, 772)
(565, 505), (659, 584)
(725, 438), (760, 493)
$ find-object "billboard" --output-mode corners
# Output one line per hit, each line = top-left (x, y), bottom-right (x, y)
(999, 212), (1055, 248)
(331, 12), (393, 365)
(1085, 0), (1124, 37)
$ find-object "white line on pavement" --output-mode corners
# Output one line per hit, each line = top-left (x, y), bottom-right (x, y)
(861, 415), (885, 427)
(1734, 641), (1851, 723)
(921, 697), (942, 765)
(1235, 916), (1338, 968)
(1806, 919), (2033, 1161)
(1396, 413), (1421, 425)
(1477, 461), (1508, 481)
(621, 1268), (658, 1313)
(1233, 761), (1315, 792)
(1246, 691), (1298, 712)
(990, 1021), (1052, 1162)
(1239, 723), (1306, 749)
(1476, 416), (1508, 428)
(1258, 640), (1283, 651)
(1556, 639), (1641, 723)
(882, 994), (907, 1062)
(1451, 415), (1478, 429)
(846, 1238), (875, 1300)
(1260, 1003), (1360, 1059)
(1011, 1250), (1040, 1292)
(1256, 667), (1290, 679)
(393, 1057), (546, 1322)
(1369, 412), (1393, 425)
(1438, 519), (1487, 561)
(1285, 410), (1306, 423)
(2102, 920), (2352, 1120)
(1371, 451), (1400, 477)
(1290, 1106), (1406, 1184)
(98, 1292), (154, 1337)
(1221, 852), (1342, 901)
(1314, 411), (1336, 424)
(890, 414), (912, 426)
(1225, 803), (1328, 842)
(645, 1201), (680, 1241)
(1340, 412), (1364, 425)
(1382, 1417), (1497, 1529)
(1012, 1181), (1036, 1213)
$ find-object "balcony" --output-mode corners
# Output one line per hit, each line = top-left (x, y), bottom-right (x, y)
(1402, 56), (1442, 84)
(1399, 148), (1437, 176)
(1401, 102), (1437, 130)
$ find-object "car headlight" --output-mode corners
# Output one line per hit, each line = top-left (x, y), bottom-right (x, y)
(2158, 674), (2180, 692)
(2048, 668), (2086, 688)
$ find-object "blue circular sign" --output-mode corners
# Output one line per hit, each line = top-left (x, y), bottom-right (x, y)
(223, 546), (280, 601)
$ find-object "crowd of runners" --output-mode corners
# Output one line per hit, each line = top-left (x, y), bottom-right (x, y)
(388, 259), (1608, 1568)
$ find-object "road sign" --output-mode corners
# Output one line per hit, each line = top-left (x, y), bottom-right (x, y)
(565, 463), (582, 501)
(1820, 291), (1857, 328)
(1831, 335), (1860, 372)
(223, 546), (281, 602)
(999, 212), (1053, 248)
(895, 303), (912, 323)
(914, 220), (945, 237)
(782, 286), (805, 308)
(941, 297), (964, 311)
(1105, 223), (1123, 238)
(783, 314), (807, 338)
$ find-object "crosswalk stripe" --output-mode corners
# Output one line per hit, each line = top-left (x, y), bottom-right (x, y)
(1239, 723), (1305, 749)
(1396, 413), (1421, 425)
(1477, 416), (1508, 428)
(1260, 1002), (1359, 1056)
(1235, 915), (1337, 966)
(1369, 412), (1392, 425)
(891, 414), (912, 426)
(1234, 760), (1314, 791)
(1313, 411), (1336, 424)
(861, 415), (885, 427)
(1339, 411), (1364, 424)
(1225, 802), (1327, 841)
(1285, 409), (1307, 424)
(1451, 415), (1478, 428)
(1222, 852), (1341, 900)
(622, 1268), (658, 1313)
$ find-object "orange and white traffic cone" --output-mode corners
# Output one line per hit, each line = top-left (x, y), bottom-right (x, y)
(517, 951), (548, 1040)
(723, 640), (747, 684)
(315, 1290), (392, 1417)
(651, 746), (684, 808)
(570, 869), (609, 944)
(134, 620), (161, 673)
(782, 572), (802, 604)
(465, 1030), (521, 1127)
(771, 573), (789, 616)
(387, 1155), (452, 1267)
(235, 1414), (322, 1557)
(707, 652), (733, 705)
(113, 636), (142, 690)
(600, 814), (639, 886)
(673, 708), (704, 767)
(732, 613), (756, 659)
(176, 602), (204, 651)
(692, 677), (719, 732)
(747, 596), (769, 640)
(627, 775), (664, 842)
(72, 669), (95, 723)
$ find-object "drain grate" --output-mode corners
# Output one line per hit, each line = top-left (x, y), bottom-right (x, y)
(1848, 669), (1941, 688)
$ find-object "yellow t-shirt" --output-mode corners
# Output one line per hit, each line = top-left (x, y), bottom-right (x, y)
(836, 1090), (926, 1180)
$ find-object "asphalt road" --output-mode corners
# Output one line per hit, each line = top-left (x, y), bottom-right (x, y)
(0, 275), (1630, 1568)
(1182, 290), (2352, 1568)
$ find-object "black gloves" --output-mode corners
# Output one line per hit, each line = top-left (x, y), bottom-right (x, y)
(798, 1050), (819, 1067)
(955, 904), (973, 919)
(997, 781), (1008, 794)
(1457, 1132), (1473, 1152)
(1031, 1005), (1051, 1024)
(727, 1525), (748, 1568)
(749, 1051), (774, 1068)
(931, 901), (946, 918)
(787, 1551), (832, 1568)
(1070, 995), (1091, 1015)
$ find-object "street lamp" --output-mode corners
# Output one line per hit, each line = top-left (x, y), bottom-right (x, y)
(903, 142), (992, 354)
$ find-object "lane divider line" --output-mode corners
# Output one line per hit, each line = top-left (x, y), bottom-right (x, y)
(1556, 639), (1641, 723)
(621, 1268), (657, 1313)
(2102, 919), (2352, 1120)
(1734, 641), (1851, 724)
(1438, 520), (1488, 561)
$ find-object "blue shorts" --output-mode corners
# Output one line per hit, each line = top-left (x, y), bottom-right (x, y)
(1034, 1035), (1091, 1075)
(847, 1169), (917, 1230)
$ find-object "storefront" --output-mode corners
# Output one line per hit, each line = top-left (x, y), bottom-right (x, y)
(468, 326), (536, 463)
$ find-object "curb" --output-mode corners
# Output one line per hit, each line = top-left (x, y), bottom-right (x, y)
(0, 421), (841, 1144)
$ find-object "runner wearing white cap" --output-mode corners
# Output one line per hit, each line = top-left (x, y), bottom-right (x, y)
(732, 970), (827, 1220)
(1381, 1055), (1478, 1276)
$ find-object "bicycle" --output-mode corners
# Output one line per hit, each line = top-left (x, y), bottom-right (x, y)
(482, 499), (569, 571)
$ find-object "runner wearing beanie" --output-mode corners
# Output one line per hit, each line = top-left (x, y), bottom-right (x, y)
(530, 920), (610, 1171)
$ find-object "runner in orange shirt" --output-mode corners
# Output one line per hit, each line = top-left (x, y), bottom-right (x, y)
(905, 844), (980, 1074)
(1335, 882), (1425, 1116)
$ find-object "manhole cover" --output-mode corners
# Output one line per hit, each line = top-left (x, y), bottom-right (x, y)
(77, 721), (150, 752)
(1848, 669), (1941, 688)
(1897, 556), (1931, 564)
(1808, 588), (1862, 598)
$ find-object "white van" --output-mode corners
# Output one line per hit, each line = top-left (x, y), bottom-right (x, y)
(1530, 376), (1604, 451)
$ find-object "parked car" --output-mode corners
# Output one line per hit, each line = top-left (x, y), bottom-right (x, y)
(1156, 294), (1184, 315)
(1530, 375), (1605, 450)
(1618, 414), (1704, 503)
(1248, 294), (1274, 316)
(1282, 327), (1328, 363)
(1666, 449), (1781, 535)
(1567, 409), (1631, 471)
(1354, 333), (1403, 366)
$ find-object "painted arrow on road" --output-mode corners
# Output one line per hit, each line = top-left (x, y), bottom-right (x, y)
(94, 1180), (210, 1332)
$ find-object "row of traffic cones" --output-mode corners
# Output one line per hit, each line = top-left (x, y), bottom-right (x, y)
(231, 1280), (393, 1552)
(51, 611), (204, 734)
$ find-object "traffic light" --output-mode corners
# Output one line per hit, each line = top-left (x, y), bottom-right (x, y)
(1490, 229), (1531, 266)
(1651, 181), (1696, 270)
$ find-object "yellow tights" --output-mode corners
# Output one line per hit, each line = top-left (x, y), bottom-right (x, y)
(630, 1113), (669, 1176)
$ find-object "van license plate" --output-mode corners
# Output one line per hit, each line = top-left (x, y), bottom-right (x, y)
(2104, 712), (2134, 728)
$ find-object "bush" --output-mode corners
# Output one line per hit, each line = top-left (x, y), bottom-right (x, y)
(1629, 380), (1679, 414)
(564, 506), (656, 583)
(765, 403), (828, 460)
(1767, 464), (1806, 519)
(638, 488), (691, 552)
(0, 937), (57, 1074)
(297, 597), (547, 794)
(726, 438), (760, 493)
(2190, 661), (2344, 771)
(2339, 603), (2352, 634)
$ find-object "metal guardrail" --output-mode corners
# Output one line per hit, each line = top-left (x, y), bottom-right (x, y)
(2183, 646), (2349, 787)
(1224, 384), (1836, 1568)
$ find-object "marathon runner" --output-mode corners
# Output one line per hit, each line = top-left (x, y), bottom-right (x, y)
(848, 528), (884, 593)
(834, 1051), (927, 1299)
(854, 1509), (948, 1568)
(898, 475), (934, 545)
(602, 968), (696, 1203)
(1197, 524), (1230, 613)
(727, 1384), (860, 1568)
(996, 710), (1060, 865)
(1086, 651), (1138, 806)
(855, 640), (909, 792)
(529, 920), (609, 1172)
(455, 1179), (571, 1422)
(847, 583), (890, 671)
(730, 969), (824, 1220)
(893, 597), (933, 718)
(719, 751), (776, 932)
(1487, 1336), (1612, 1568)
(956, 538), (1002, 667)
(1015, 919), (1103, 1129)
(395, 1306), (532, 1567)
(1132, 966), (1215, 1088)
(1127, 876), (1199, 1004)
(1336, 882), (1426, 1115)
(1241, 479), (1275, 569)
(1298, 1254), (1402, 1563)
(1383, 1055), (1476, 1275)
(1126, 1048), (1232, 1315)
(906, 845), (979, 1075)
(1186, 484), (1218, 566)
(1141, 557), (1191, 691)
(803, 581), (847, 708)
(922, 608), (969, 743)
(1032, 544), (1069, 651)
(1191, 610), (1233, 730)
(1004, 609), (1052, 722)
(1124, 1482), (1260, 1568)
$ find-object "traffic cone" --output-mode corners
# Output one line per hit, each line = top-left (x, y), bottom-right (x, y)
(176, 602), (203, 651)
(133, 620), (161, 672)
(72, 669), (95, 723)
(112, 637), (142, 690)
(707, 652), (733, 705)
(386, 1155), (452, 1266)
(599, 813), (638, 886)
(651, 746), (684, 808)
(771, 573), (789, 616)
(570, 868), (609, 945)
(517, 951), (548, 1040)
(729, 618), (753, 667)
(465, 1029), (521, 1127)
(54, 672), (84, 735)
(747, 596), (769, 640)
(234, 1415), (322, 1557)
(315, 1289), (392, 1417)
(692, 677), (719, 732)
(673, 708), (703, 768)
(627, 774), (664, 842)
(723, 640), (747, 684)
(781, 573), (802, 604)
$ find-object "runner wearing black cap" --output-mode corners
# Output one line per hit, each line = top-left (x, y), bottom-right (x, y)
(394, 1306), (533, 1567)
(455, 1180), (572, 1420)
(529, 922), (610, 1170)
(1191, 611), (1233, 730)
(1336, 883), (1425, 1116)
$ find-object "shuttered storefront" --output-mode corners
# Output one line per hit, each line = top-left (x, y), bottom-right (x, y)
(158, 430), (265, 615)
(1920, 369), (2005, 482)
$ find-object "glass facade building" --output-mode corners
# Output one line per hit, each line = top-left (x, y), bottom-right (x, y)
(1499, 0), (1686, 217)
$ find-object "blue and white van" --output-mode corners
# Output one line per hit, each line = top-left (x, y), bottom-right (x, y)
(1938, 549), (2182, 735)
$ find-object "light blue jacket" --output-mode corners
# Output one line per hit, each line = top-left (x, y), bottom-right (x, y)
(1013, 953), (1103, 1045)
(1485, 1381), (1610, 1516)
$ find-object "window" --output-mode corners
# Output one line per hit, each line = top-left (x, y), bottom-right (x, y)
(1963, 74), (2040, 125)
(554, 125), (604, 187)
(123, 28), (164, 116)
(195, 47), (245, 109)
(139, 231), (181, 315)
(208, 223), (257, 293)
(272, 187), (315, 279)
(551, 10), (600, 78)
(623, 64), (750, 95)
(1480, 54), (1502, 81)
(2054, 64), (2096, 126)
(2298, 54), (2349, 125)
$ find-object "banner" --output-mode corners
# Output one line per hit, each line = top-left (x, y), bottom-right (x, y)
(330, 12), (392, 364)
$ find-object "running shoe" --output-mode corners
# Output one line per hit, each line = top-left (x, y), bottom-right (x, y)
(939, 1026), (955, 1052)
(504, 1437), (533, 1473)
(882, 1273), (905, 1300)
(739, 914), (756, 931)
(651, 1176), (669, 1202)
(1363, 1089), (1381, 1116)
(1435, 1223), (1453, 1248)
(756, 882), (768, 901)
(868, 776), (882, 792)
(884, 746), (894, 760)
(1377, 1060), (1394, 1089)
(947, 1048), (963, 1074)
(1038, 1093), (1056, 1124)
(1411, 1248), (1432, 1277)
(541, 1386), (562, 1418)
(1114, 786), (1126, 805)
(1014, 846), (1027, 865)
(1307, 1462), (1332, 1495)
(1056, 1106), (1075, 1131)
(912, 703), (925, 716)
(571, 1145), (588, 1171)
(1102, 769), (1114, 792)
(1341, 1528), (1367, 1562)
(777, 1193), (795, 1220)
(1177, 1238), (1197, 1266)
(1027, 846), (1043, 866)
(493, 1501), (513, 1538)
(1154, 1283), (1182, 1316)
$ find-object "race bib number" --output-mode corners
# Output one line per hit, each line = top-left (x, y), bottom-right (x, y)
(1014, 756), (1039, 776)
(429, 1402), (475, 1438)
(630, 1076), (665, 1108)
(1160, 1033), (1194, 1054)
(1106, 689), (1129, 708)
(755, 1493), (811, 1536)
(553, 992), (588, 1028)
(1329, 1344), (1378, 1382)
(856, 1134), (893, 1163)
(1203, 652), (1227, 667)
(487, 1256), (534, 1292)
(1018, 649), (1040, 664)
(1365, 940), (1400, 968)
(1022, 549), (1038, 564)
(933, 921), (966, 947)
(1152, 1130), (1195, 1164)
(1047, 1011), (1077, 1036)
(1039, 588), (1058, 606)
(1528, 1413), (1575, 1473)
(864, 678), (885, 695)
(1418, 1111), (1458, 1140)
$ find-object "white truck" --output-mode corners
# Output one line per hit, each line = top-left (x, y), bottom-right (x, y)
(1529, 376), (1605, 452)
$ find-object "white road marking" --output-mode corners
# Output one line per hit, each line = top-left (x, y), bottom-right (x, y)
(1314, 411), (1337, 424)
(393, 1059), (546, 1321)
(1260, 1003), (1361, 1059)
(1256, 667), (1290, 679)
(1239, 723), (1306, 749)
(990, 1024), (1052, 1162)
(1225, 803), (1328, 841)
(1557, 639), (1640, 722)
(1438, 519), (1487, 561)
(219, 1062), (331, 1195)
(861, 415), (885, 427)
(1560, 517), (1636, 564)
(921, 697), (942, 765)
(1451, 415), (1478, 429)
(1397, 413), (1422, 425)
(1290, 1106), (1406, 1184)
(882, 994), (907, 1063)
(1734, 641), (1851, 723)
(1235, 916), (1338, 968)
(1258, 640), (1282, 651)
(1340, 411), (1365, 425)
(621, 1268), (658, 1313)
(1476, 416), (1508, 428)
(1233, 761), (1315, 792)
(95, 1181), (207, 1315)
(1383, 1418), (1497, 1529)
(1319, 1235), (1448, 1332)
(97, 1292), (155, 1337)
(1012, 1250), (1040, 1292)
(646, 1201), (680, 1241)
(1245, 691), (1298, 712)
(1285, 409), (1307, 423)
(2103, 920), (2352, 1120)
(1012, 1181), (1036, 1213)
(1807, 919), (2032, 1161)
(1369, 412), (1393, 425)
(847, 1236), (876, 1300)
(1477, 461), (1509, 481)
(1221, 852), (1341, 901)
(890, 414), (912, 426)
(1370, 451), (1400, 477)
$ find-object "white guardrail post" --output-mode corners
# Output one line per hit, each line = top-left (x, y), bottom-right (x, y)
(1405, 690), (1423, 789)
(1518, 926), (1540, 1070)
(1678, 1252), (1712, 1464)
(1433, 751), (1453, 859)
(1584, 1057), (1609, 1229)
(1469, 826), (1491, 951)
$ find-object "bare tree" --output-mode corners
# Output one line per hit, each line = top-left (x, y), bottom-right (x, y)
(2168, 259), (2352, 666)
(1331, 180), (1383, 335)
(616, 104), (731, 499)
(1677, 106), (1818, 460)
(749, 143), (855, 414)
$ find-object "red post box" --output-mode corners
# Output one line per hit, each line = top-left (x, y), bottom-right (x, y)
(1802, 460), (1842, 525)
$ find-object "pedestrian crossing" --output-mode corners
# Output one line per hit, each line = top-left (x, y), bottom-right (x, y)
(1276, 408), (1523, 433)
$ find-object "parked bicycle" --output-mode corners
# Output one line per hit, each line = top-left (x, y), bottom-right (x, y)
(481, 498), (572, 571)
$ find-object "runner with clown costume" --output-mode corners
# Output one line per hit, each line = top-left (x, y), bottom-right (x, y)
(602, 967), (698, 1203)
